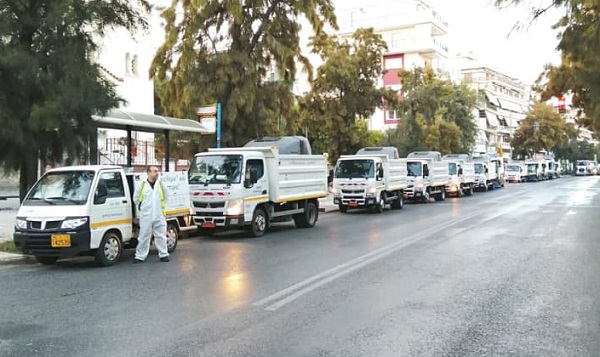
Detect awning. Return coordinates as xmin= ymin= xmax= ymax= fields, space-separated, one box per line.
xmin=497 ymin=98 xmax=524 ymax=113
xmin=485 ymin=92 xmax=500 ymax=107
xmin=92 ymin=109 xmax=210 ymax=134
xmin=486 ymin=111 xmax=500 ymax=127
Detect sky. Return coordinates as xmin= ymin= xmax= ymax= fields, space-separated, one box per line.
xmin=332 ymin=0 xmax=563 ymax=85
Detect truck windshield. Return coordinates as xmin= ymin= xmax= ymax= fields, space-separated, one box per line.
xmin=407 ymin=162 xmax=422 ymax=177
xmin=335 ymin=160 xmax=374 ymax=179
xmin=23 ymin=170 xmax=95 ymax=206
xmin=577 ymin=161 xmax=587 ymax=166
xmin=188 ymin=155 xmax=243 ymax=185
xmin=474 ymin=163 xmax=484 ymax=174
xmin=506 ymin=165 xmax=520 ymax=172
xmin=448 ymin=163 xmax=457 ymax=175
xmin=527 ymin=164 xmax=538 ymax=174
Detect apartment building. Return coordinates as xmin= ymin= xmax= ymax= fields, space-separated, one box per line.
xmin=93 ymin=1 xmax=170 ymax=165
xmin=452 ymin=52 xmax=531 ymax=158
xmin=334 ymin=0 xmax=450 ymax=131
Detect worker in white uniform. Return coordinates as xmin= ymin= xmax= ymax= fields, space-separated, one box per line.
xmin=133 ymin=165 xmax=170 ymax=263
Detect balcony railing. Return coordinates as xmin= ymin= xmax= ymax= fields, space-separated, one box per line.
xmin=340 ymin=8 xmax=448 ymax=34
xmin=387 ymin=36 xmax=448 ymax=55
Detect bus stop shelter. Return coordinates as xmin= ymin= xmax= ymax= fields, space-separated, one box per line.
xmin=92 ymin=109 xmax=210 ymax=171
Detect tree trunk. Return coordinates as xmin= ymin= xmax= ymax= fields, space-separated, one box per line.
xmin=19 ymin=157 xmax=38 ymax=203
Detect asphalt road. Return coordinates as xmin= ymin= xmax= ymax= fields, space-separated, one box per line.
xmin=1 ymin=176 xmax=600 ymax=357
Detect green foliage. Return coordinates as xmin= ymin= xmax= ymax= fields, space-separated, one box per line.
xmin=387 ymin=66 xmax=477 ymax=156
xmin=511 ymin=102 xmax=574 ymax=157
xmin=0 ymin=0 xmax=148 ymax=200
xmin=496 ymin=0 xmax=600 ymax=130
xmin=298 ymin=28 xmax=398 ymax=163
xmin=150 ymin=0 xmax=336 ymax=147
xmin=554 ymin=131 xmax=599 ymax=163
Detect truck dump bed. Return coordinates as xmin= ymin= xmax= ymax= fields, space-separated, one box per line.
xmin=271 ymin=154 xmax=329 ymax=203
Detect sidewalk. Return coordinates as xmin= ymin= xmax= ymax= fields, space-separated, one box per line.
xmin=0 ymin=198 xmax=18 ymax=243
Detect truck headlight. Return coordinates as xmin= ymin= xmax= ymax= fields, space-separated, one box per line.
xmin=226 ymin=199 xmax=244 ymax=216
xmin=369 ymin=187 xmax=378 ymax=194
xmin=15 ymin=218 xmax=27 ymax=230
xmin=61 ymin=217 xmax=88 ymax=229
xmin=414 ymin=183 xmax=423 ymax=191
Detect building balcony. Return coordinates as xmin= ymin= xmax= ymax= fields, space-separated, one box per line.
xmin=386 ymin=36 xmax=448 ymax=57
xmin=338 ymin=7 xmax=448 ymax=36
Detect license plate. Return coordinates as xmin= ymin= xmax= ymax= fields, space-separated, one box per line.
xmin=202 ymin=222 xmax=215 ymax=228
xmin=51 ymin=234 xmax=71 ymax=248
xmin=349 ymin=202 xmax=358 ymax=207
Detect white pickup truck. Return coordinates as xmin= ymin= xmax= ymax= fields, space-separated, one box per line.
xmin=188 ymin=146 xmax=328 ymax=237
xmin=332 ymin=147 xmax=408 ymax=213
xmin=442 ymin=154 xmax=475 ymax=197
xmin=13 ymin=166 xmax=193 ymax=266
xmin=404 ymin=151 xmax=450 ymax=202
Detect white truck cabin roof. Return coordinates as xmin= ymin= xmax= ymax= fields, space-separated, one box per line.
xmin=46 ymin=165 xmax=123 ymax=174
xmin=200 ymin=147 xmax=280 ymax=158
xmin=407 ymin=151 xmax=443 ymax=161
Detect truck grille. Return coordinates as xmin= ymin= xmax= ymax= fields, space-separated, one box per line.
xmin=29 ymin=220 xmax=62 ymax=231
xmin=193 ymin=201 xmax=226 ymax=208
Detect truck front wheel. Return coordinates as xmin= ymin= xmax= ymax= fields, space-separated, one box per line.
xmin=435 ymin=188 xmax=446 ymax=201
xmin=250 ymin=207 xmax=268 ymax=237
xmin=166 ymin=224 xmax=179 ymax=253
xmin=294 ymin=201 xmax=318 ymax=228
xmin=94 ymin=232 xmax=122 ymax=267
xmin=339 ymin=204 xmax=348 ymax=213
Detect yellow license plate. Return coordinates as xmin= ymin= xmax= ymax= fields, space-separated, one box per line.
xmin=51 ymin=234 xmax=71 ymax=248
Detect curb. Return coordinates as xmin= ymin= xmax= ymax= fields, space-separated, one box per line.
xmin=319 ymin=207 xmax=339 ymax=214
xmin=0 ymin=251 xmax=34 ymax=265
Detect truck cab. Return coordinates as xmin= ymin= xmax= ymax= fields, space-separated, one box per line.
xmin=405 ymin=151 xmax=449 ymax=202
xmin=524 ymin=162 xmax=542 ymax=182
xmin=442 ymin=154 xmax=476 ymax=197
xmin=505 ymin=163 xmax=525 ymax=182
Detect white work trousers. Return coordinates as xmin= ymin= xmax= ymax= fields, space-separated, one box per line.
xmin=135 ymin=218 xmax=169 ymax=260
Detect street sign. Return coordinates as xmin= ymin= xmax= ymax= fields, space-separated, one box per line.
xmin=196 ymin=103 xmax=222 ymax=148
xmin=196 ymin=105 xmax=217 ymax=134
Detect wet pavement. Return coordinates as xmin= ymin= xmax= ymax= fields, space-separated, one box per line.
xmin=1 ymin=176 xmax=600 ymax=357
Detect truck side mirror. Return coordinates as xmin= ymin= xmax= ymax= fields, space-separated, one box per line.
xmin=377 ymin=167 xmax=384 ymax=180
xmin=423 ymin=166 xmax=429 ymax=177
xmin=244 ymin=178 xmax=253 ymax=189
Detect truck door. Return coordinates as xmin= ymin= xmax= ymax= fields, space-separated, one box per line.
xmin=89 ymin=170 xmax=132 ymax=249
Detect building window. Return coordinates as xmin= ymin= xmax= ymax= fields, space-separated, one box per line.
xmin=384 ymin=57 xmax=403 ymax=69
xmin=131 ymin=55 xmax=139 ymax=76
xmin=125 ymin=53 xmax=131 ymax=74
xmin=388 ymin=109 xmax=399 ymax=120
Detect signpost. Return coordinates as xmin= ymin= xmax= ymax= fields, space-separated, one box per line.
xmin=196 ymin=103 xmax=222 ymax=148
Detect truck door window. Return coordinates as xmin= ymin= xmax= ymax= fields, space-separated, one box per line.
xmin=246 ymin=159 xmax=264 ymax=182
xmin=97 ymin=172 xmax=125 ymax=198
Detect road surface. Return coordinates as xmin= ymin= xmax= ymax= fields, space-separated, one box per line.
xmin=1 ymin=176 xmax=599 ymax=357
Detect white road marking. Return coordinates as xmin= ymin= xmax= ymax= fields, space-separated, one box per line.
xmin=255 ymin=208 xmax=514 ymax=311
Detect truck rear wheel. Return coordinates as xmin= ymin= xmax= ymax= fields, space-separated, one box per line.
xmin=435 ymin=188 xmax=446 ymax=201
xmin=391 ymin=192 xmax=404 ymax=210
xmin=94 ymin=232 xmax=122 ymax=267
xmin=465 ymin=184 xmax=474 ymax=196
xmin=166 ymin=224 xmax=179 ymax=253
xmin=35 ymin=256 xmax=58 ymax=265
xmin=250 ymin=207 xmax=268 ymax=237
xmin=294 ymin=201 xmax=318 ymax=228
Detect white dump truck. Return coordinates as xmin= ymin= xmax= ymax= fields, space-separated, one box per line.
xmin=442 ymin=154 xmax=476 ymax=197
xmin=13 ymin=166 xmax=193 ymax=266
xmin=332 ymin=147 xmax=408 ymax=213
xmin=188 ymin=145 xmax=328 ymax=237
xmin=473 ymin=155 xmax=499 ymax=191
xmin=523 ymin=161 xmax=542 ymax=182
xmin=506 ymin=161 xmax=526 ymax=182
xmin=490 ymin=157 xmax=506 ymax=187
xmin=404 ymin=151 xmax=450 ymax=202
